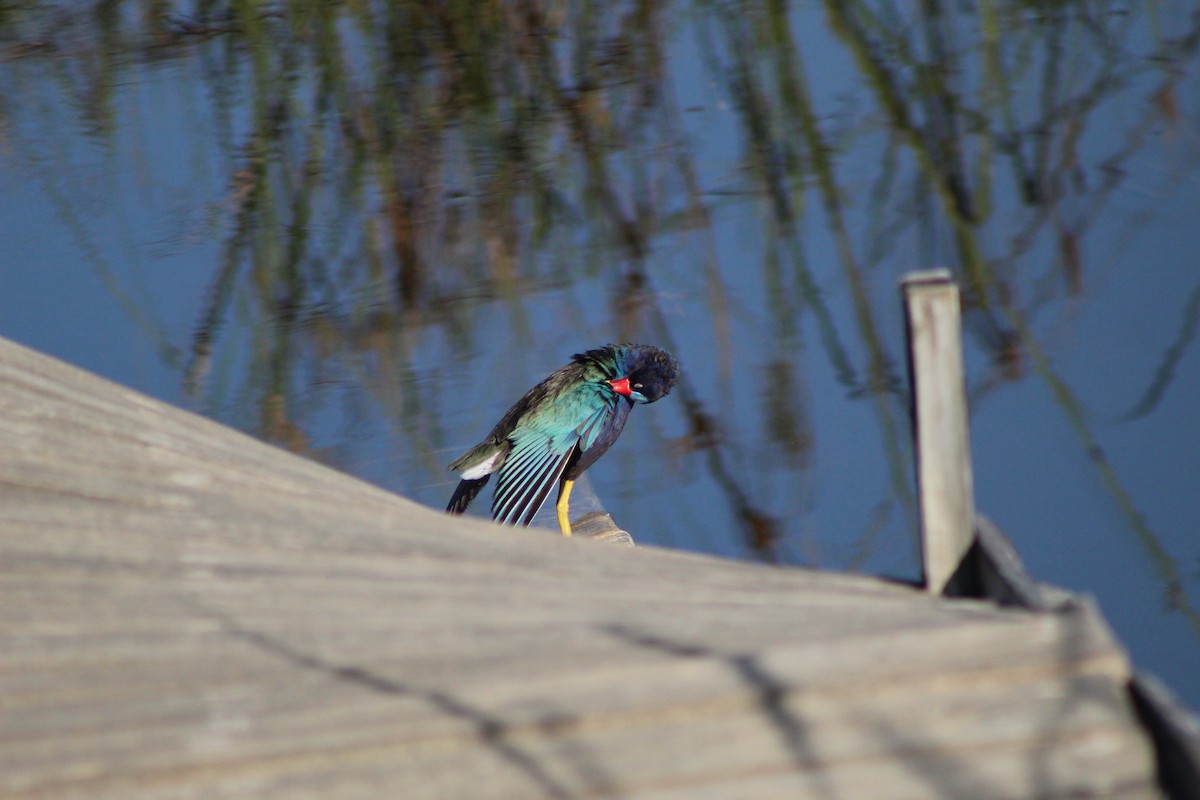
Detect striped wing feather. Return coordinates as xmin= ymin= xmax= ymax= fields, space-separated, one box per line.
xmin=491 ymin=403 xmax=612 ymax=526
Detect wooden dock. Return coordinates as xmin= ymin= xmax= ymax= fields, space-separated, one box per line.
xmin=0 ymin=310 xmax=1186 ymax=798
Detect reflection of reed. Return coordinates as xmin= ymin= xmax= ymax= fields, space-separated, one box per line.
xmin=6 ymin=2 xmax=1198 ymax=603
xmin=816 ymin=1 xmax=1200 ymax=614
xmin=1122 ymin=280 xmax=1200 ymax=423
xmin=709 ymin=2 xmax=917 ymax=557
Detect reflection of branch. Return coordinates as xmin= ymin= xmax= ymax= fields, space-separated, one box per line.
xmin=817 ymin=4 xmax=1200 ymax=594
xmin=164 ymin=10 xmax=287 ymax=45
xmin=1017 ymin=321 xmax=1200 ymax=636
xmin=720 ymin=6 xmax=916 ymax=553
xmin=619 ymin=271 xmax=783 ymax=562
xmin=656 ymin=95 xmax=735 ymax=383
xmin=750 ymin=8 xmax=860 ymax=390
xmin=1120 ymin=279 xmax=1200 ymax=421
xmin=37 ymin=158 xmax=184 ymax=371
xmin=184 ymin=145 xmax=265 ymax=396
xmin=688 ymin=398 xmax=781 ymax=562
xmin=825 ymin=2 xmax=985 ymax=297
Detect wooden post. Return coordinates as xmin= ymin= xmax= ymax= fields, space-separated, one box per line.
xmin=902 ymin=270 xmax=975 ymax=594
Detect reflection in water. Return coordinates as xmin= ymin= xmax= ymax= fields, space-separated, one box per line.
xmin=2 ymin=1 xmax=1199 ymax=697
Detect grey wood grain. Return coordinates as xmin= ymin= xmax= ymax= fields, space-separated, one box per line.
xmin=0 ymin=336 xmax=1159 ymax=798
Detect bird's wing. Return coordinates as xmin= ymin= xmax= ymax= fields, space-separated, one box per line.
xmin=491 ymin=427 xmax=577 ymax=526
xmin=575 ymin=398 xmax=614 ymax=451
xmin=491 ymin=399 xmax=614 ymax=526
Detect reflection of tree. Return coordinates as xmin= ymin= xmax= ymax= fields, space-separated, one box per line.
xmin=810 ymin=0 xmax=1200 ymax=627
xmin=1 ymin=1 xmax=1198 ymax=613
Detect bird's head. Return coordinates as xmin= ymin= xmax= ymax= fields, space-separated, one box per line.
xmin=607 ymin=345 xmax=680 ymax=404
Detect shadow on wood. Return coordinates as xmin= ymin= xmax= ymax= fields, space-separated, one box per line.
xmin=0 ymin=336 xmax=1162 ymax=798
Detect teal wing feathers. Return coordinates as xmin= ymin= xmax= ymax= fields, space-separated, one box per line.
xmin=491 ymin=430 xmax=574 ymax=526
xmin=491 ymin=390 xmax=615 ymax=526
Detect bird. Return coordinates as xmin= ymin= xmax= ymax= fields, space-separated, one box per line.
xmin=446 ymin=344 xmax=679 ymax=536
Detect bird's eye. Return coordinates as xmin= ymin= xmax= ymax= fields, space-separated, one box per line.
xmin=634 ymin=383 xmax=643 ymax=390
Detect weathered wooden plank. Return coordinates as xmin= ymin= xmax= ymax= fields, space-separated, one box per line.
xmin=0 ymin=335 xmax=1159 ymax=798
xmin=902 ymin=269 xmax=977 ymax=594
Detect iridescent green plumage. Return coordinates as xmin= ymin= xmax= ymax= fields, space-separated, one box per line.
xmin=446 ymin=344 xmax=679 ymax=533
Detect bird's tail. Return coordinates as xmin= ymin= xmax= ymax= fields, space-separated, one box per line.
xmin=446 ymin=476 xmax=489 ymax=515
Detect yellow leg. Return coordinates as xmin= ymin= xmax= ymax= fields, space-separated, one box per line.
xmin=556 ymin=479 xmax=575 ymax=537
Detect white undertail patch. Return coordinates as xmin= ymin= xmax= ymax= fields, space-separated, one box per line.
xmin=459 ymin=451 xmax=502 ymax=480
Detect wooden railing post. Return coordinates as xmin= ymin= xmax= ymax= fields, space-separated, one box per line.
xmin=902 ymin=270 xmax=976 ymax=594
